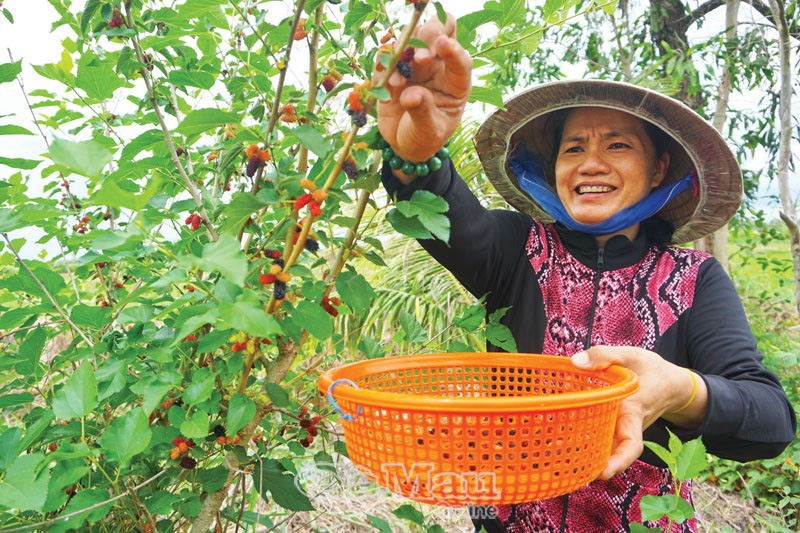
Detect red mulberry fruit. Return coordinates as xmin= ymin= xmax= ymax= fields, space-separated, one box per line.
xmin=401 ymin=48 xmax=415 ymax=63
xmin=179 ymin=456 xmax=197 ymax=469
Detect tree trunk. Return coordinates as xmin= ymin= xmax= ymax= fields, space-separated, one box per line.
xmin=698 ymin=0 xmax=739 ymax=272
xmin=767 ymin=0 xmax=800 ymax=317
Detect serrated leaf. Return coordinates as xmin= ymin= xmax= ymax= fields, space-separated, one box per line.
xmin=192 ymin=234 xmax=248 ymax=286
xmin=675 ymin=438 xmax=706 ymax=481
xmin=0 ymin=60 xmax=21 ymax=84
xmin=176 ymin=108 xmax=239 ymax=137
xmin=392 ymin=504 xmax=425 ymax=525
xmin=264 ymin=383 xmax=290 ymax=408
xmin=184 ymin=368 xmax=215 ymax=406
xmin=0 ymin=453 xmax=49 ymax=512
xmin=454 ymin=301 xmax=485 ymax=332
xmin=293 ymin=300 xmax=333 ymax=340
xmin=219 ymin=191 xmax=272 ymax=235
xmin=335 ymin=271 xmax=375 ymax=316
xmin=291 ymin=124 xmax=332 ymax=158
xmin=49 ymin=488 xmax=112 ymax=533
xmin=218 ymin=300 xmax=281 ymax=338
xmin=0 ymin=125 xmax=34 ymax=136
xmin=227 ymin=393 xmax=256 ymax=436
xmin=366 ymin=514 xmax=392 ymax=533
xmin=15 ymin=326 xmax=47 ymax=375
xmin=180 ymin=410 xmax=210 ymax=440
xmin=433 ymin=2 xmax=447 ymax=24
xmin=643 ymin=440 xmax=677 ymax=472
xmin=486 ymin=306 xmax=517 ymax=352
xmin=469 ymin=85 xmax=505 ymax=109
xmin=168 ymin=69 xmax=215 ymax=90
xmin=98 ymin=408 xmax=152 ymax=468
xmin=50 ymin=137 xmax=113 ymax=177
xmin=70 ymin=303 xmax=112 ymax=329
xmin=52 ymin=362 xmax=97 ymax=420
xmin=80 ymin=0 xmax=102 ymax=35
xmin=119 ymin=129 xmax=163 ymax=161
xmin=251 ymin=458 xmax=314 ymax=511
xmin=0 ymin=156 xmax=41 ymax=170
xmin=639 ymin=494 xmax=673 ymax=522
xmin=76 ymin=60 xmax=124 ymax=100
xmin=358 ymin=336 xmax=385 ymax=359
xmin=370 ymin=86 xmax=390 ymax=101
xmin=406 ymin=38 xmax=429 ymax=49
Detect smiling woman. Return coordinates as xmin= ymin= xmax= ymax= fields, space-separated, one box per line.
xmin=376 ymin=12 xmax=796 ymax=531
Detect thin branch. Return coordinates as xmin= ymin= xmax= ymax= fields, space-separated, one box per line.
xmin=0 ymin=468 xmax=169 ymax=532
xmin=2 ymin=234 xmax=94 ymax=348
xmin=122 ymin=5 xmax=219 ymax=242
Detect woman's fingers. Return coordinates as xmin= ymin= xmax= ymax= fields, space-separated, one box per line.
xmin=415 ymin=11 xmax=456 ymax=64
xmin=435 ymin=35 xmax=472 ymax=98
xmin=399 ymin=85 xmax=440 ymax=133
xmin=599 ymin=403 xmax=644 ymax=480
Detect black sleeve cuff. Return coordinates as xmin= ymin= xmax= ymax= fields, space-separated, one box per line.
xmin=380 ymin=158 xmax=453 ymax=201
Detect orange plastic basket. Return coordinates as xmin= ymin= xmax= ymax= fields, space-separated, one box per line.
xmin=317 ymin=352 xmax=638 ymax=506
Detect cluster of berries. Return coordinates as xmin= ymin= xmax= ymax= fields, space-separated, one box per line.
xmin=297 ymin=406 xmax=321 ymax=447
xmin=228 ymin=331 xmax=271 ymax=354
xmin=280 ymin=104 xmax=298 ymax=123
xmin=260 ymin=257 xmax=290 ymax=301
xmin=347 ymin=82 xmax=372 ymax=127
xmin=287 ymin=221 xmax=319 ymax=253
xmin=294 ymin=178 xmax=327 ymax=217
xmin=73 ymin=216 xmax=92 ymax=234
xmin=322 ymin=69 xmax=343 ymax=93
xmin=58 ymin=194 xmax=81 ymax=209
xmin=185 ymin=212 xmax=202 ymax=231
xmin=245 ymin=144 xmax=271 ymax=177
xmin=108 ymin=8 xmax=125 ymax=28
xmin=149 ymin=398 xmax=182 ymax=424
xmin=293 ymin=18 xmax=308 ymax=41
xmin=142 ymin=53 xmax=154 ymax=72
xmin=169 ymin=437 xmax=197 ymax=469
xmin=223 ymin=123 xmax=238 ymax=139
xmin=321 ymin=296 xmax=340 ymax=317
xmin=212 ymin=425 xmax=241 ymax=446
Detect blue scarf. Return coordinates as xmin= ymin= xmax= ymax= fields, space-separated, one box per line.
xmin=507 ymin=144 xmax=697 ymax=235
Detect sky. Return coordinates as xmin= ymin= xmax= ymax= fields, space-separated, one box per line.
xmin=0 ymin=0 xmax=797 ymax=261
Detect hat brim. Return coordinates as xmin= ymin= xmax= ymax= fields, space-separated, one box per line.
xmin=473 ymin=79 xmax=743 ymax=244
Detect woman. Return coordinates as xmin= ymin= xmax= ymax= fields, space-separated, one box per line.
xmin=374 ymin=12 xmax=797 ymax=533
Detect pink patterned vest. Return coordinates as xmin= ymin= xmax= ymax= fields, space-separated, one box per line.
xmin=493 ymin=221 xmax=711 ymax=533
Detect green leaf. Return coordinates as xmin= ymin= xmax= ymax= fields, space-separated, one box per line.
xmin=218 ymin=300 xmax=281 ymax=338
xmin=130 ymin=379 xmax=175 ymax=415
xmin=291 ymin=124 xmax=332 ymax=158
xmin=0 ymin=156 xmax=41 ymax=170
xmin=50 ymin=488 xmax=112 ymax=533
xmin=180 ymin=410 xmax=210 ymax=440
xmin=80 ymin=0 xmax=102 ymax=35
xmin=251 ymin=458 xmax=314 ymax=511
xmin=190 ymin=235 xmax=248 ymax=286
xmin=70 ymin=304 xmax=112 ymax=329
xmin=370 ymin=86 xmax=390 ymax=101
xmin=219 ymin=191 xmax=273 ymax=235
xmin=433 ymin=1 xmax=447 ymax=24
xmin=15 ymin=326 xmax=47 ymax=375
xmin=98 ymin=408 xmax=152 ymax=468
xmin=119 ymin=129 xmax=163 ymax=161
xmin=0 ymin=453 xmax=50 ymax=512
xmin=486 ymin=306 xmax=518 ymax=352
xmin=50 ymin=137 xmax=113 ymax=177
xmin=675 ymin=438 xmax=706 ymax=481
xmin=396 ymin=311 xmax=426 ymax=344
xmin=406 ymin=38 xmax=430 ymax=49
xmin=366 ymin=514 xmax=392 ymax=533
xmin=264 ymin=383 xmax=290 ymax=408
xmin=392 ymin=504 xmax=425 ymax=525
xmin=176 ymin=108 xmax=239 ymax=137
xmin=0 ymin=61 xmax=21 ymax=84
xmin=469 ymin=85 xmax=505 ymax=109
xmin=169 ymin=69 xmax=216 ymax=90
xmin=184 ymin=368 xmax=215 ymax=406
xmin=630 ymin=523 xmax=661 ymax=533
xmin=227 ymin=393 xmax=256 ymax=436
xmin=395 ymin=190 xmax=450 ymax=242
xmin=0 ymin=393 xmax=34 ymax=409
xmin=52 ymin=362 xmax=97 ymax=420
xmin=76 ymin=61 xmax=125 ymax=100
xmin=643 ymin=440 xmax=677 ymax=472
xmin=454 ymin=301 xmax=485 ymax=332
xmin=358 ymin=335 xmax=385 ymax=359
xmin=293 ymin=300 xmax=333 ymax=340
xmin=0 ymin=125 xmax=34 ymax=136
xmin=639 ymin=494 xmax=673 ymax=522
xmin=335 ymin=271 xmax=375 ymax=316
xmin=386 ymin=208 xmax=433 ymax=240
xmin=89 ymin=174 xmax=163 ymax=211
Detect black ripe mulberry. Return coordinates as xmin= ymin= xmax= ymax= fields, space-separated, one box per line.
xmin=274 ymin=281 xmax=287 ymax=300
xmin=246 ymin=156 xmax=260 ymax=178
xmin=272 ymin=257 xmax=285 ymax=268
xmin=342 ymin=160 xmax=359 ymax=180
xmin=180 ymin=456 xmax=197 ymax=469
xmin=396 ymin=60 xmax=413 ymax=79
xmin=305 ymin=238 xmax=319 ymax=252
xmin=212 ymin=424 xmax=225 ymax=437
xmin=348 ymin=109 xmax=367 ymax=127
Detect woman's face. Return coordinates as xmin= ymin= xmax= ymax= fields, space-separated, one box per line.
xmin=554 ymin=107 xmax=670 ymax=226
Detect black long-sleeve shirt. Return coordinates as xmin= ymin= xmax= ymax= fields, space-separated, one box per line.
xmin=381 ymin=157 xmax=796 ymax=468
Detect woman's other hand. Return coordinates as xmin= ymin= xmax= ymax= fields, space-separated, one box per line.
xmin=570 ymin=346 xmax=709 ymax=480
xmin=373 ymin=12 xmax=472 ymax=180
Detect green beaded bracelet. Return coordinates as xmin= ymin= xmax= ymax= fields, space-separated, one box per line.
xmin=379 ymin=137 xmax=451 ymax=177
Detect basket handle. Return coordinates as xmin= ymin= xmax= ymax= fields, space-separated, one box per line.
xmin=327 ymin=379 xmax=362 ymax=422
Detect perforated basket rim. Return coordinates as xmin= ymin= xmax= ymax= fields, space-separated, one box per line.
xmin=318 ymin=352 xmax=638 ymax=413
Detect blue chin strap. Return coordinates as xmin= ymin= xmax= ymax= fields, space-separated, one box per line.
xmin=507 ymin=144 xmax=697 ymax=236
